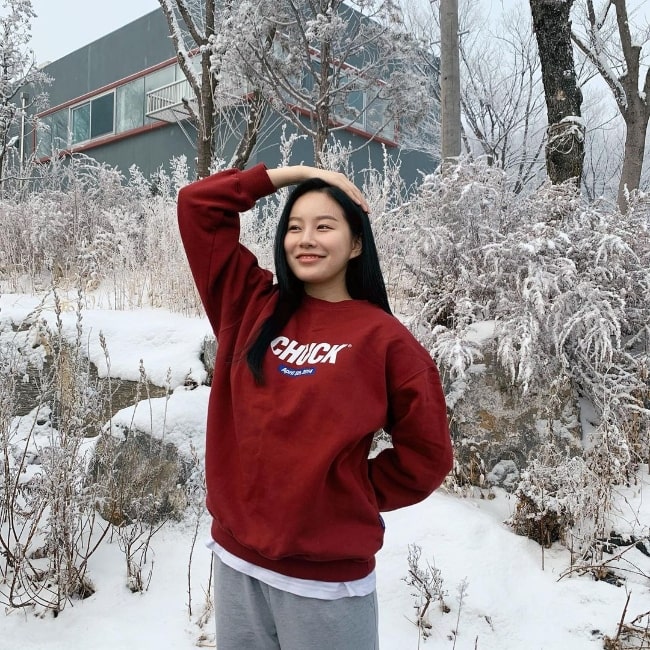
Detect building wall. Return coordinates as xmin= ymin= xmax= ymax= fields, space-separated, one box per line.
xmin=72 ymin=122 xmax=196 ymax=180
xmin=44 ymin=11 xmax=175 ymax=106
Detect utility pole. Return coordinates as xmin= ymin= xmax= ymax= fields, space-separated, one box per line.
xmin=439 ymin=0 xmax=461 ymax=169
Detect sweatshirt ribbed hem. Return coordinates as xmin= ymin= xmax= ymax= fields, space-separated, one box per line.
xmin=211 ymin=520 xmax=376 ymax=582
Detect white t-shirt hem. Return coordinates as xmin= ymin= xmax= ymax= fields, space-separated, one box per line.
xmin=207 ymin=539 xmax=376 ymax=600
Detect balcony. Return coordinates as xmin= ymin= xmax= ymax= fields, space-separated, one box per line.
xmin=146 ymin=74 xmax=249 ymax=123
xmin=146 ymin=78 xmax=196 ymax=123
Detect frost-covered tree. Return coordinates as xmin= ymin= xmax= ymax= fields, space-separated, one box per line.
xmin=404 ymin=1 xmax=546 ymax=191
xmin=157 ymin=0 xmax=269 ymax=177
xmin=390 ymin=1 xmax=441 ymax=161
xmin=529 ymin=0 xmax=585 ymax=186
xmin=227 ymin=0 xmax=434 ymax=166
xmin=0 ymin=0 xmax=50 ymax=188
xmin=579 ymin=86 xmax=625 ymax=200
xmin=157 ymin=0 xmax=216 ymax=178
xmin=572 ymin=0 xmax=650 ymax=212
xmin=407 ymin=160 xmax=648 ymax=417
xmin=460 ymin=4 xmax=547 ymax=191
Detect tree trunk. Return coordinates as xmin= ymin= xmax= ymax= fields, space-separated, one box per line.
xmin=230 ymin=90 xmax=267 ymax=170
xmin=619 ymin=106 xmax=650 ymax=212
xmin=611 ymin=0 xmax=650 ymax=212
xmin=529 ymin=0 xmax=584 ymax=186
xmin=195 ymin=51 xmax=216 ymax=178
xmin=440 ymin=0 xmax=461 ymax=166
xmin=0 ymin=132 xmax=6 ymax=190
xmin=314 ymin=40 xmax=332 ymax=167
xmin=571 ymin=0 xmax=650 ymax=212
xmin=196 ymin=1 xmax=216 ymax=179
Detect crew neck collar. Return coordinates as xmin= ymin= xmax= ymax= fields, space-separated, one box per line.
xmin=301 ymin=294 xmax=363 ymax=310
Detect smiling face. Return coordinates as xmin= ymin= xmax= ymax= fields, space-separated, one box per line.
xmin=283 ymin=190 xmax=362 ymax=302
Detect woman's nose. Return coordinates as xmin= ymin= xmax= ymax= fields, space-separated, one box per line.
xmin=299 ymin=228 xmax=316 ymax=246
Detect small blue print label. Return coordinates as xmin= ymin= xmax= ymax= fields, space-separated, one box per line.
xmin=278 ymin=365 xmax=316 ymax=377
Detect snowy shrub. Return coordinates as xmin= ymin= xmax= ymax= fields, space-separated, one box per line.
xmin=0 ymin=155 xmax=201 ymax=315
xmin=240 ymin=190 xmax=278 ymax=275
xmin=508 ymin=444 xmax=590 ymax=547
xmin=448 ymin=436 xmax=489 ymax=493
xmin=0 ymin=296 xmax=191 ymax=611
xmin=362 ymin=147 xmax=414 ymax=311
xmin=0 ymin=297 xmax=114 ymax=613
xmin=404 ymin=543 xmax=449 ymax=639
xmin=390 ymin=157 xmax=650 ymax=545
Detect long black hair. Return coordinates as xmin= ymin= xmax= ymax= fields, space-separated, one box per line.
xmin=246 ymin=177 xmax=392 ymax=383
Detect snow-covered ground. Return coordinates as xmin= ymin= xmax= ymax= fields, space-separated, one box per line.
xmin=2 ymin=293 xmax=650 ymax=650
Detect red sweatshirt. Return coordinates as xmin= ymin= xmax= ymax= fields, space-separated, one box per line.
xmin=177 ymin=164 xmax=453 ymax=582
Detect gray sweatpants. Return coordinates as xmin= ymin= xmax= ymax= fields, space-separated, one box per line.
xmin=214 ymin=556 xmax=380 ymax=650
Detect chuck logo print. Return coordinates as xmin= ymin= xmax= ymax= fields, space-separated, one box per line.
xmin=270 ymin=336 xmax=352 ymax=377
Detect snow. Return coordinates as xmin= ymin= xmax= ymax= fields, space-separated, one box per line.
xmin=464 ymin=320 xmax=496 ymax=345
xmin=2 ymin=292 xmax=650 ymax=650
xmin=0 ymin=293 xmax=212 ymax=388
xmin=109 ymin=385 xmax=211 ymax=460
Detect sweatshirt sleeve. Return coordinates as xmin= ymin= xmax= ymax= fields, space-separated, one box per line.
xmin=177 ymin=164 xmax=277 ymax=335
xmin=368 ymin=358 xmax=453 ymax=512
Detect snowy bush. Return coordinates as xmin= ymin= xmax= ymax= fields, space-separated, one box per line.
xmin=404 ymin=543 xmax=449 ymax=639
xmin=0 ymin=155 xmax=201 ymax=315
xmin=508 ymin=443 xmax=591 ymax=547
xmin=390 ymin=157 xmax=650 ymax=546
xmin=0 ymin=295 xmax=195 ymax=612
xmin=0 ymin=298 xmax=113 ymax=613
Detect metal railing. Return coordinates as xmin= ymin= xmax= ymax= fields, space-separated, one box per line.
xmin=146 ymin=75 xmax=249 ymax=123
xmin=146 ymin=79 xmax=195 ymax=122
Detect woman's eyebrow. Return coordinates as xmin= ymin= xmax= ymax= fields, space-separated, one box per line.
xmin=288 ymin=214 xmax=340 ymax=222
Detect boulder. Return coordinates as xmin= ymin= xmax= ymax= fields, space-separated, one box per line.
xmin=448 ymin=343 xmax=582 ymax=491
xmin=89 ymin=426 xmax=191 ymax=526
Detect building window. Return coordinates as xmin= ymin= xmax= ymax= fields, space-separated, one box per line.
xmin=116 ymin=77 xmax=145 ymax=132
xmin=70 ymin=93 xmax=115 ymax=145
xmin=90 ymin=93 xmax=115 ymax=138
xmin=71 ymin=103 xmax=90 ymax=143
xmin=366 ymin=95 xmax=394 ymax=141
xmin=36 ymin=59 xmax=203 ymax=157
xmin=336 ymin=77 xmax=366 ymax=128
xmin=36 ymin=110 xmax=68 ymax=157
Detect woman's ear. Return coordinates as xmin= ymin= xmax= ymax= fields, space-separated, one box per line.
xmin=350 ymin=235 xmax=362 ymax=259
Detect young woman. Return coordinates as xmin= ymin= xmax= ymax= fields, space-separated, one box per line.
xmin=177 ymin=163 xmax=453 ymax=650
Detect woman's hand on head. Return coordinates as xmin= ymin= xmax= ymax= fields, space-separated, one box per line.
xmin=267 ymin=165 xmax=369 ymax=213
xmin=309 ymin=168 xmax=369 ymax=213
